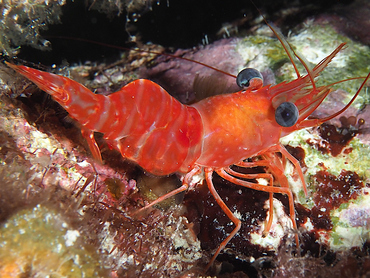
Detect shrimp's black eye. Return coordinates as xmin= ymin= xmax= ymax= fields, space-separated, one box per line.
xmin=275 ymin=102 xmax=299 ymax=127
xmin=236 ymin=68 xmax=263 ymax=90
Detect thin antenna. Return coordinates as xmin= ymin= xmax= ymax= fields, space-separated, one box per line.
xmin=46 ymin=36 xmax=237 ymax=79
xmin=249 ymin=0 xmax=317 ymax=91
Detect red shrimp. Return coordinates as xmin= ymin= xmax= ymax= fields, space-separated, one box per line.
xmin=6 ymin=31 xmax=370 ymax=272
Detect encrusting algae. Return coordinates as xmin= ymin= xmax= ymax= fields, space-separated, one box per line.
xmin=0 ymin=205 xmax=109 ymax=278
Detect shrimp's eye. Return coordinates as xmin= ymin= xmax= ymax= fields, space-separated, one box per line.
xmin=275 ymin=102 xmax=298 ymax=127
xmin=236 ymin=68 xmax=263 ymax=90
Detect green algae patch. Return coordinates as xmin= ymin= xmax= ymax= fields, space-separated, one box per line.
xmin=0 ymin=204 xmax=109 ymax=278
xmin=281 ymin=129 xmax=370 ymax=180
xmin=281 ymin=128 xmax=370 ymax=251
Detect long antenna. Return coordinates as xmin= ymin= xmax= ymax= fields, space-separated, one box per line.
xmin=248 ymin=0 xmax=318 ymax=91
xmin=46 ymin=36 xmax=237 ymax=79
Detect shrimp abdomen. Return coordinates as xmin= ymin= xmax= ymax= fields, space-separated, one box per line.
xmin=106 ymin=80 xmax=203 ymax=175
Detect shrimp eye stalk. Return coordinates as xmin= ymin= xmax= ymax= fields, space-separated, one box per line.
xmin=236 ymin=68 xmax=263 ymax=90
xmin=275 ymin=102 xmax=299 ymax=127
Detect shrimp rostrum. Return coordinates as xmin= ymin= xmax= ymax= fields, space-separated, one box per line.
xmin=6 ymin=30 xmax=370 ymax=271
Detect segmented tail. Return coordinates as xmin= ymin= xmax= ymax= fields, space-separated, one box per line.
xmin=7 ymin=63 xmax=204 ymax=175
xmin=6 ymin=63 xmax=104 ymax=128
